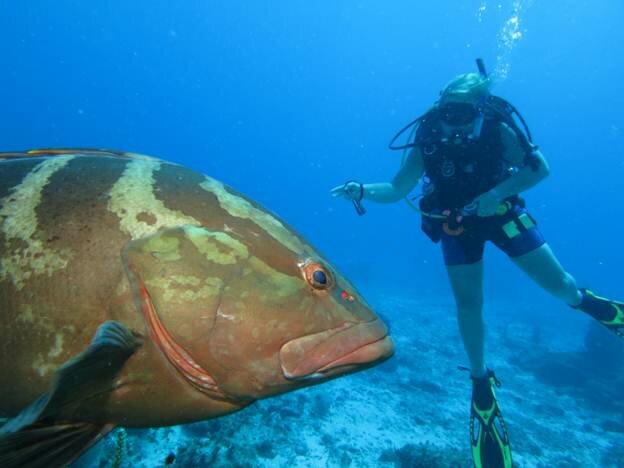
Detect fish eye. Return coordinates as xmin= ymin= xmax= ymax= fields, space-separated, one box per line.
xmin=313 ymin=270 xmax=327 ymax=285
xmin=301 ymin=261 xmax=334 ymax=291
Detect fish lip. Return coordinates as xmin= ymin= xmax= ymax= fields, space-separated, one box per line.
xmin=279 ymin=318 xmax=394 ymax=381
xmin=315 ymin=335 xmax=394 ymax=374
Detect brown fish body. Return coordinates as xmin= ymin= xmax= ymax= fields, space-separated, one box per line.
xmin=0 ymin=153 xmax=240 ymax=425
xmin=0 ymin=150 xmax=393 ymax=435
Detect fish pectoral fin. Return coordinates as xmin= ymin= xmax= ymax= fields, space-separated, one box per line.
xmin=38 ymin=320 xmax=143 ymax=420
xmin=0 ymin=421 xmax=114 ymax=468
xmin=0 ymin=321 xmax=142 ymax=468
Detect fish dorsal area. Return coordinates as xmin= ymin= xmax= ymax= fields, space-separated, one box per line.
xmin=123 ymin=225 xmax=248 ymax=401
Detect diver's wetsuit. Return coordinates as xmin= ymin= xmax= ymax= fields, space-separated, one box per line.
xmin=416 ymin=110 xmax=545 ymax=266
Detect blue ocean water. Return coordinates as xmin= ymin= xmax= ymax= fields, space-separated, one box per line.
xmin=2 ymin=1 xmax=624 ymax=466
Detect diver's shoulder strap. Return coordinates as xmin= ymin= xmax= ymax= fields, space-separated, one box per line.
xmin=485 ymin=95 xmax=541 ymax=169
xmin=485 ymin=95 xmax=534 ymax=144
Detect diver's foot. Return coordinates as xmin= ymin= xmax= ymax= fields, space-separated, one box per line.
xmin=574 ymin=289 xmax=624 ymax=339
xmin=469 ymin=370 xmax=513 ymax=468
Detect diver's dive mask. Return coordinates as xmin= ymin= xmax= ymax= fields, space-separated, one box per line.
xmin=438 ymin=102 xmax=479 ymax=127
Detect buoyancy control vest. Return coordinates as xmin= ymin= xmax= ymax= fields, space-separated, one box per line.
xmin=389 ymin=94 xmax=539 ymax=213
xmin=417 ymin=111 xmax=509 ymax=212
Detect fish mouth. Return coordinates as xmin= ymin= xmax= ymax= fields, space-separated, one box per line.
xmin=279 ymin=318 xmax=394 ymax=381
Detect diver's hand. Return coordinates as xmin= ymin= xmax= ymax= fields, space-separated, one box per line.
xmin=330 ymin=181 xmax=364 ymax=201
xmin=475 ymin=190 xmax=501 ymax=217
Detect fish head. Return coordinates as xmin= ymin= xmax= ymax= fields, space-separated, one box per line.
xmin=124 ymin=222 xmax=393 ymax=404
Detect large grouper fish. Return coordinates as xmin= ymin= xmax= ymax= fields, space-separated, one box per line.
xmin=0 ymin=149 xmax=394 ymax=467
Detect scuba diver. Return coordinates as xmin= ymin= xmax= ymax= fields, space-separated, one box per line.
xmin=331 ymin=59 xmax=624 ymax=468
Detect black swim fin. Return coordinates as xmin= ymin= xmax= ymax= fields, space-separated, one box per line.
xmin=574 ymin=289 xmax=624 ymax=338
xmin=469 ymin=370 xmax=512 ymax=468
xmin=0 ymin=321 xmax=142 ymax=468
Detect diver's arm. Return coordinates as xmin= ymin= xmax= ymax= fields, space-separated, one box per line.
xmin=488 ymin=149 xmax=549 ymax=200
xmin=331 ymin=147 xmax=424 ymax=204
xmin=362 ymin=147 xmax=424 ymax=203
xmin=362 ymin=147 xmax=423 ymax=203
xmin=493 ymin=123 xmax=550 ymax=198
xmin=475 ymin=123 xmax=549 ymax=216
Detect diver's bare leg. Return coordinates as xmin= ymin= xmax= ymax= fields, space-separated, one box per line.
xmin=446 ymin=261 xmax=486 ymax=377
xmin=511 ymin=244 xmax=582 ymax=306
